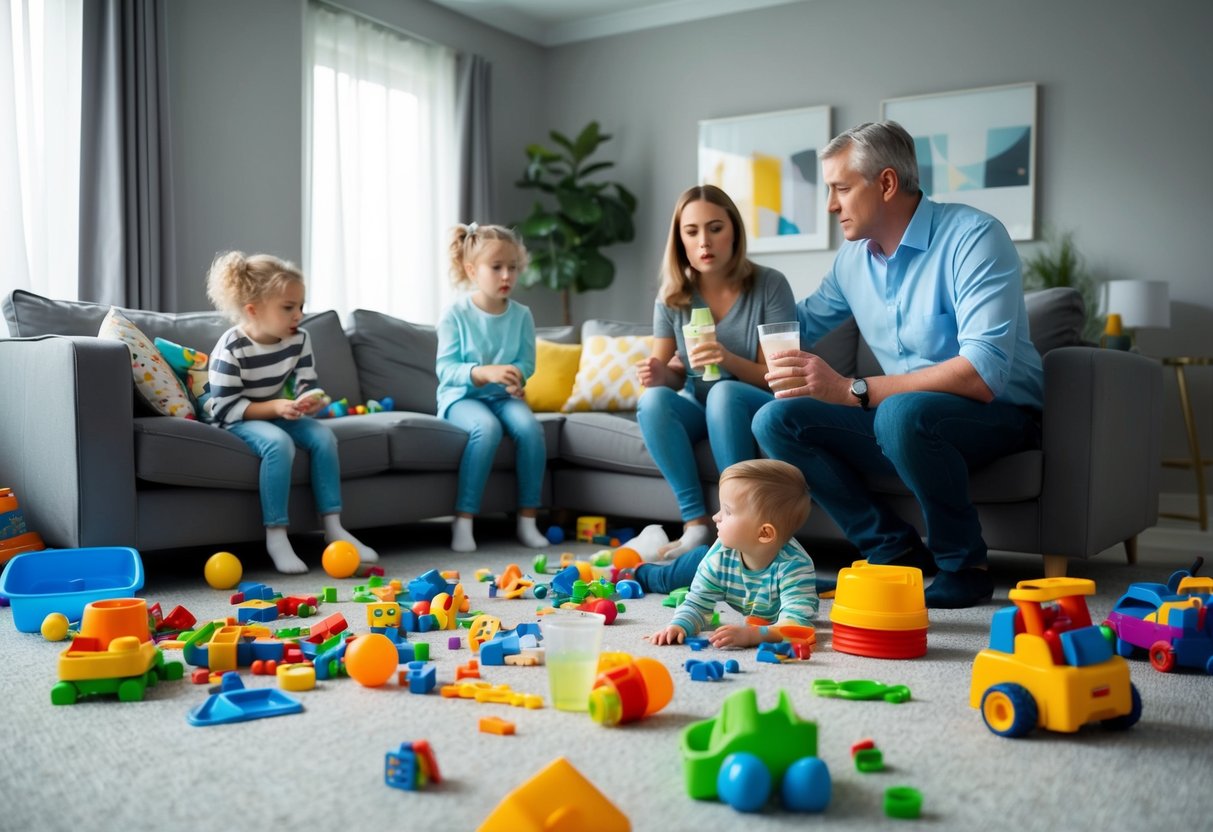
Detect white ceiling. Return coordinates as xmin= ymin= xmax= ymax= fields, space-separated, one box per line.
xmin=427 ymin=0 xmax=809 ymax=47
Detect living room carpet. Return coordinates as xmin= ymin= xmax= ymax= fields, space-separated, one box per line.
xmin=1 ymin=519 xmax=1209 ymax=832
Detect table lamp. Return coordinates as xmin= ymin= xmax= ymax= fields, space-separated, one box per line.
xmin=1102 ymin=280 xmax=1170 ymax=349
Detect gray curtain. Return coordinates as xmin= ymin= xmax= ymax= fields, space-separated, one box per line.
xmin=78 ymin=0 xmax=177 ymax=311
xmin=455 ymin=53 xmax=492 ymax=225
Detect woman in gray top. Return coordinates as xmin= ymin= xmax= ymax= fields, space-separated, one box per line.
xmin=635 ymin=185 xmax=797 ymax=559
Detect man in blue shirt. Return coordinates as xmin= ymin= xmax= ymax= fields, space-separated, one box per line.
xmin=753 ymin=121 xmax=1043 ymax=609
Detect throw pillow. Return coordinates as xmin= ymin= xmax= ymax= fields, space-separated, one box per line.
xmin=99 ymin=308 xmax=195 ymax=418
xmin=562 ymin=334 xmax=652 ymax=413
xmin=525 ymin=339 xmax=583 ymax=412
xmin=154 ymin=337 xmax=209 ymax=398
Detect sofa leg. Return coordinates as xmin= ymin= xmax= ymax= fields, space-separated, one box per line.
xmin=1123 ymin=536 xmax=1138 ymax=565
xmin=1042 ymin=555 xmax=1067 ymax=578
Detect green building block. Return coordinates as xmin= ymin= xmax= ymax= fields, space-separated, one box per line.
xmin=663 ymin=587 xmax=690 ymax=608
xmin=412 ymin=642 xmax=430 ymax=662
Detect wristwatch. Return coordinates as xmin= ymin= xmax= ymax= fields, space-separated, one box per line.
xmin=849 ymin=378 xmax=870 ymax=411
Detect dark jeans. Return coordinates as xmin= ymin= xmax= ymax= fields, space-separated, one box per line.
xmin=753 ymin=391 xmax=1040 ymax=572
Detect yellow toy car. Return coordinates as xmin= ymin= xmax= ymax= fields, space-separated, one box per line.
xmin=970 ymin=577 xmax=1141 ymax=737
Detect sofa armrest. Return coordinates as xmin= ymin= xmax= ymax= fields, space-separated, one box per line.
xmin=0 ymin=336 xmax=137 ymax=548
xmin=1040 ymin=346 xmax=1162 ymax=557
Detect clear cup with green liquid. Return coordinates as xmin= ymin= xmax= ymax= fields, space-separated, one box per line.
xmin=540 ymin=610 xmax=606 ymax=711
xmin=682 ymin=306 xmax=721 ymax=381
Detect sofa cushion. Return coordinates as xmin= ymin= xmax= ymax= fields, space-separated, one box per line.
xmin=582 ymin=319 xmax=652 ymax=339
xmin=348 ymin=309 xmax=439 ymax=415
xmin=300 ymin=310 xmax=362 ymax=406
xmin=99 ymin=308 xmax=196 ymax=418
xmin=526 ymin=339 xmax=582 ymax=412
xmin=867 ymin=449 xmax=1043 ymax=502
xmin=133 ymin=416 xmax=389 ymax=488
xmin=563 ymin=334 xmax=653 ymax=413
xmin=559 ymin=412 xmax=716 ymax=479
xmin=1025 ymin=287 xmax=1085 ymax=355
xmin=4 ymin=289 xmax=231 ymax=347
xmin=373 ymin=410 xmax=562 ymax=471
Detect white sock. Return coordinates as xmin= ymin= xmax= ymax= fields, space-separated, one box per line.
xmin=322 ymin=513 xmax=378 ymax=562
xmin=451 ymin=516 xmax=476 ymax=553
xmin=657 ymin=523 xmax=713 ymax=561
xmin=517 ymin=515 xmax=549 ymax=549
xmin=266 ymin=526 xmax=308 ymax=574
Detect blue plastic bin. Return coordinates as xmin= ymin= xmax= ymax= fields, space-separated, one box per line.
xmin=0 ymin=547 xmax=144 ymax=632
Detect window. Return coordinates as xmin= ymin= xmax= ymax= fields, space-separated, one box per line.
xmin=0 ymin=0 xmax=83 ymax=310
xmin=306 ymin=2 xmax=457 ymax=326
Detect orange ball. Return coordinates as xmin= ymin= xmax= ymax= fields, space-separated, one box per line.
xmin=343 ymin=634 xmax=399 ymax=687
xmin=322 ymin=540 xmax=360 ymax=578
xmin=612 ymin=546 xmax=643 ymax=569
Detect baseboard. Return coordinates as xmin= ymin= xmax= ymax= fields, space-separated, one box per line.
xmin=1140 ymin=490 xmax=1213 ymax=556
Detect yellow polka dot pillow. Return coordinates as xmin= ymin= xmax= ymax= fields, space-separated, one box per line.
xmin=525 ymin=338 xmax=583 ymax=412
xmin=562 ymin=334 xmax=653 ymax=412
xmin=98 ymin=307 xmax=196 ymax=418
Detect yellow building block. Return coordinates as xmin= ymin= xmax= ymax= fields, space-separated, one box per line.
xmin=477 ymin=757 xmax=630 ymax=832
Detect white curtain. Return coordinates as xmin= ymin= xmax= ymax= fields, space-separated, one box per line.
xmin=0 ymin=0 xmax=82 ymax=316
xmin=305 ymin=3 xmax=457 ymax=326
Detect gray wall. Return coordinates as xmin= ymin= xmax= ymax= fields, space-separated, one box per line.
xmin=161 ymin=0 xmax=1210 ymax=497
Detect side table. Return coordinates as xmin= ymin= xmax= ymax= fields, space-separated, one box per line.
xmin=1160 ymin=357 xmax=1212 ymax=531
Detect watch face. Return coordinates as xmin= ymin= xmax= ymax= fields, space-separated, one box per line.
xmin=851 ymin=379 xmax=868 ymax=396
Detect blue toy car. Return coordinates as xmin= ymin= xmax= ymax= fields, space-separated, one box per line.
xmin=1103 ymin=558 xmax=1213 ymax=674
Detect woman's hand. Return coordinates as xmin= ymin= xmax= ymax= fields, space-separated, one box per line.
xmin=688 ymin=339 xmax=729 ymax=371
xmin=635 ymin=355 xmax=672 ymax=388
xmin=472 ymin=364 xmax=523 ymax=389
xmin=647 ymin=625 xmax=687 ymax=646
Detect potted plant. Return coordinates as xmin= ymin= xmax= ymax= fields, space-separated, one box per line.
xmin=1022 ymin=228 xmax=1103 ymax=341
xmin=514 ymin=121 xmax=637 ymax=324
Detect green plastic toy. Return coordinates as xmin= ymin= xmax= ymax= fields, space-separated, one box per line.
xmin=811 ymin=678 xmax=912 ymax=704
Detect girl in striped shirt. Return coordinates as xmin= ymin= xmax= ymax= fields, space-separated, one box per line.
xmin=205 ymin=251 xmax=376 ymax=573
xmin=647 ymin=459 xmax=818 ymax=647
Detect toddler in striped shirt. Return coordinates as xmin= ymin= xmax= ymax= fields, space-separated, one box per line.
xmin=646 ymin=459 xmax=818 ymax=648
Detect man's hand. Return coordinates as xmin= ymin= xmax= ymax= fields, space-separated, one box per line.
xmin=472 ymin=364 xmax=523 ymax=388
xmin=647 ymin=625 xmax=687 ymax=646
xmin=765 ymin=350 xmax=852 ymax=402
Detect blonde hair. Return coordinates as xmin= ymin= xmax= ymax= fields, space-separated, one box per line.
xmin=659 ymin=185 xmax=755 ymax=309
xmin=206 ymin=251 xmax=304 ymax=323
xmin=448 ymin=223 xmax=529 ymax=289
xmin=719 ymin=459 xmax=811 ymax=542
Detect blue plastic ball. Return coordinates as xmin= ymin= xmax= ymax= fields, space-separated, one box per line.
xmin=545 ymin=526 xmax=565 ymax=544
xmin=781 ymin=756 xmax=831 ymax=812
xmin=717 ymin=752 xmax=771 ymax=813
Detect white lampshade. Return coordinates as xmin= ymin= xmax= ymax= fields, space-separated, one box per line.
xmin=1103 ymin=280 xmax=1171 ymax=329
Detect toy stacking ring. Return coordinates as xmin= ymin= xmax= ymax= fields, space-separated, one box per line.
xmin=884 ymin=786 xmax=923 ymax=819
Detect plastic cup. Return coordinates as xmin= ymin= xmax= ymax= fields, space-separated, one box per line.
xmin=682 ymin=323 xmax=721 ymax=381
xmin=758 ymin=321 xmax=805 ymax=390
xmin=540 ymin=610 xmax=606 ymax=711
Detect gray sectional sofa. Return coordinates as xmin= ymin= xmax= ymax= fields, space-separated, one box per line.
xmin=1 ymin=287 xmax=1162 ymax=574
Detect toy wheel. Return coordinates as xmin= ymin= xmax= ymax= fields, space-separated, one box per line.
xmin=50 ymin=682 xmax=78 ymax=706
xmin=1103 ymin=683 xmax=1142 ymax=731
xmin=1148 ymin=640 xmax=1176 ymax=672
xmin=162 ymin=661 xmax=184 ymax=681
xmin=118 ymin=678 xmax=146 ymax=702
xmin=980 ymin=683 xmax=1037 ymax=738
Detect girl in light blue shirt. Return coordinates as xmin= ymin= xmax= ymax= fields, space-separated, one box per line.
xmin=436 ymin=224 xmax=549 ymax=553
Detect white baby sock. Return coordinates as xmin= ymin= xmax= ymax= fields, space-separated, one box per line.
xmin=323 ymin=513 xmax=378 ymax=562
xmin=451 ymin=516 xmax=477 ymax=553
xmin=657 ymin=523 xmax=712 ymax=561
xmin=517 ymin=515 xmax=549 ymax=549
xmin=266 ymin=526 xmax=308 ymax=574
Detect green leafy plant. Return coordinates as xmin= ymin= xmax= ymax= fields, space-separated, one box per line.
xmin=1022 ymin=228 xmax=1103 ymax=341
xmin=514 ymin=121 xmax=637 ymax=324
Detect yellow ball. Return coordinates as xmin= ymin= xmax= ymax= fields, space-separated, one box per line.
xmin=322 ymin=540 xmax=360 ymax=579
xmin=205 ymin=551 xmax=243 ymax=590
xmin=41 ymin=612 xmax=70 ymax=642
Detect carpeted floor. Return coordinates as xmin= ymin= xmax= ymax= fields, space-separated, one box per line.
xmin=1 ymin=518 xmax=1211 ymax=832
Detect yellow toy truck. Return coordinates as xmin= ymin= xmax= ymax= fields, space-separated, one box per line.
xmin=970 ymin=577 xmax=1141 ymax=737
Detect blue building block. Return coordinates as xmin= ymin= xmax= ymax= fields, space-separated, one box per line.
xmin=686 ymin=659 xmax=724 ymax=681
xmin=236 ymin=603 xmax=279 ymax=624
xmin=402 ymin=661 xmax=436 ymax=694
xmin=515 ymin=623 xmax=541 ymax=640
xmin=616 ymin=580 xmax=644 ymax=599
xmin=685 ymin=636 xmax=709 ymax=651
xmin=551 ymin=565 xmax=581 ymax=597
xmin=407 ymin=570 xmax=450 ymax=604
xmin=1060 ymin=626 xmax=1114 ymax=667
xmin=988 ymin=606 xmax=1019 ymax=654
xmin=314 ymin=640 xmax=349 ymax=680
xmin=235 ymin=581 xmax=276 ymax=601
xmin=724 ymin=659 xmax=741 ymax=673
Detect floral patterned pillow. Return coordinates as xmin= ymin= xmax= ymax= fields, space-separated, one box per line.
xmin=98 ymin=308 xmax=195 ymax=418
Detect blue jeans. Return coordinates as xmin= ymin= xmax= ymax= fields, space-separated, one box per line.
xmin=636 ymin=545 xmax=709 ymax=594
xmin=446 ymin=396 xmax=545 ymax=515
xmin=228 ymin=417 xmax=342 ymax=527
xmin=753 ymin=392 xmax=1040 ymax=571
xmin=636 ymin=381 xmax=773 ymax=521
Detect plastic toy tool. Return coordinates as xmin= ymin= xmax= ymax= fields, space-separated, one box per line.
xmin=188 ymin=673 xmax=303 ymax=726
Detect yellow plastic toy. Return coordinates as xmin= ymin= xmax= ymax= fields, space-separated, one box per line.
xmin=322 ymin=540 xmax=360 ymax=579
xmin=970 ymin=577 xmax=1141 ymax=737
xmin=830 ymin=561 xmax=928 ymax=659
xmin=204 ymin=551 xmax=243 ymax=590
xmin=41 ymin=612 xmax=71 ymax=642
xmin=477 ymin=757 xmax=630 ymax=832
